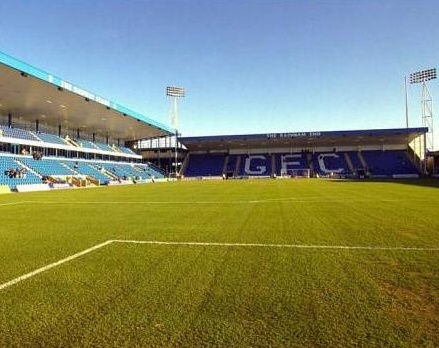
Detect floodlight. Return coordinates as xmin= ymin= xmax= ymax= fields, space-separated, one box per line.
xmin=166 ymin=86 xmax=185 ymax=98
xmin=409 ymin=68 xmax=437 ymax=84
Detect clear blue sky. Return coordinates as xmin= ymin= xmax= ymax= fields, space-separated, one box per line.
xmin=0 ymin=0 xmax=438 ymax=146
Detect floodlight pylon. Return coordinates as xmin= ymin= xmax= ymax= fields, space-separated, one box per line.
xmin=409 ymin=69 xmax=436 ymax=151
xmin=166 ymin=86 xmax=185 ymax=176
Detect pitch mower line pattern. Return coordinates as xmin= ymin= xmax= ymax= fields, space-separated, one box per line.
xmin=1 ymin=239 xmax=439 ymax=292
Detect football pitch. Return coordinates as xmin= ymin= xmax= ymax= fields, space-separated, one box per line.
xmin=0 ymin=179 xmax=438 ymax=347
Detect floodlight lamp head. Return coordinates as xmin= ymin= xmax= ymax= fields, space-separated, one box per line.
xmin=409 ymin=68 xmax=437 ymax=84
xmin=166 ymin=86 xmax=185 ymax=98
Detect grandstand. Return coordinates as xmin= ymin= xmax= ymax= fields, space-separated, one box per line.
xmin=174 ymin=128 xmax=428 ymax=179
xmin=0 ymin=51 xmax=170 ymax=192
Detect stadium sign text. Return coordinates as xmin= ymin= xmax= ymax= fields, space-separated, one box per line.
xmin=266 ymin=132 xmax=321 ymax=139
xmin=60 ymin=80 xmax=111 ymax=107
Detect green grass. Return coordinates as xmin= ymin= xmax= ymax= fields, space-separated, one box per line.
xmin=0 ymin=179 xmax=439 ymax=347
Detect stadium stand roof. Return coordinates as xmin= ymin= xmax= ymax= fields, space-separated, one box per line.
xmin=180 ymin=127 xmax=428 ymax=151
xmin=0 ymin=51 xmax=172 ymax=141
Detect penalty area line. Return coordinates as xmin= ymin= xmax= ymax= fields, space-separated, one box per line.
xmin=0 ymin=240 xmax=114 ymax=292
xmin=113 ymin=240 xmax=439 ymax=251
xmin=2 ymin=239 xmax=439 ymax=292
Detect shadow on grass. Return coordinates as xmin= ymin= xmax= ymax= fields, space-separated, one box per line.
xmin=330 ymin=178 xmax=439 ymax=189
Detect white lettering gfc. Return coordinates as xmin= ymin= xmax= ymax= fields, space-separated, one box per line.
xmin=244 ymin=155 xmax=267 ymax=175
xmin=317 ymin=153 xmax=343 ymax=174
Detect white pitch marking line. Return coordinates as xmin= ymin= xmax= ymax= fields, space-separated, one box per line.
xmin=2 ymin=200 xmax=314 ymax=205
xmin=0 ymin=240 xmax=114 ymax=292
xmin=0 ymin=201 xmax=31 ymax=207
xmin=113 ymin=240 xmax=439 ymax=251
xmin=2 ymin=239 xmax=439 ymax=292
xmin=0 ymin=198 xmax=405 ymax=206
